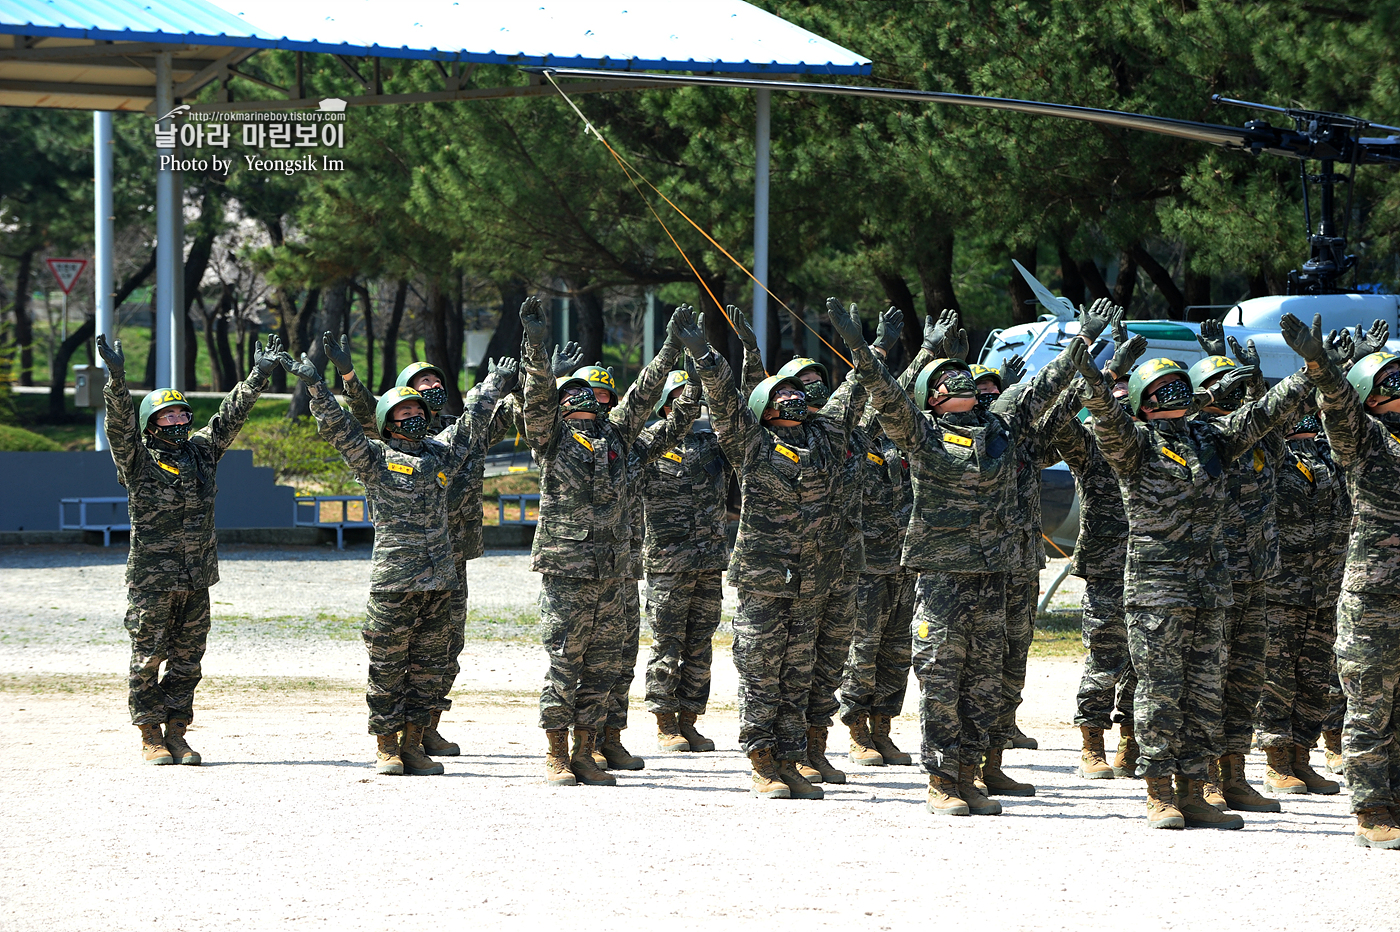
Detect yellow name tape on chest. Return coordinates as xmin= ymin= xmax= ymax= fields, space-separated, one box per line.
xmin=866 ymin=451 xmax=886 ymax=466
xmin=158 ymin=461 xmax=179 ymax=475
xmin=1161 ymin=447 xmax=1188 ymax=467
xmin=573 ymin=432 xmax=594 ymax=452
xmin=437 ymin=471 xmax=448 ymax=487
xmin=774 ymin=444 xmax=800 ymax=463
xmin=1296 ymin=460 xmax=1315 ymax=482
xmin=1253 ymin=448 xmax=1266 ymax=473
xmin=663 ymin=450 xmax=683 ymax=464
xmin=387 ymin=462 xmax=414 ymax=475
xmin=942 ymin=432 xmax=973 ymax=448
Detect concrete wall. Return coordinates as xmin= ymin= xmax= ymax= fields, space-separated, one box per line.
xmin=0 ymin=450 xmax=296 ymax=531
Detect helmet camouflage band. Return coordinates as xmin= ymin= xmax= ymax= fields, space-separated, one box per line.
xmin=1128 ymin=357 xmax=1191 ymax=417
xmin=1186 ymin=354 xmax=1238 ymax=391
xmin=747 ymin=375 xmax=805 ymax=422
xmin=138 ymin=388 xmax=192 ymax=431
xmin=375 ymin=386 xmax=429 ymax=435
xmin=774 ymin=356 xmax=829 ymax=387
xmin=654 ymin=369 xmax=691 ymax=417
xmin=395 ymin=361 xmax=447 ymax=390
xmin=968 ymin=363 xmax=1001 ymax=389
xmin=1347 ymin=351 xmax=1400 ymax=401
xmin=913 ymin=357 xmax=974 ymax=411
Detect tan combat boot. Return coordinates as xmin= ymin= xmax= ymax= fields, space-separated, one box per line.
xmin=1203 ymin=757 xmax=1227 ymax=807
xmin=983 ymin=745 xmax=1035 ymax=796
xmin=421 ymin=710 xmax=459 ymax=757
xmin=1175 ymin=774 xmax=1243 ymax=830
xmin=654 ymin=711 xmax=690 ymax=752
xmin=869 ymin=714 xmax=913 ymax=765
xmin=677 ymin=711 xmax=715 ymax=752
xmin=958 ymin=762 xmax=1002 ymax=815
xmin=1221 ymin=752 xmax=1281 ymax=811
xmin=1078 ymin=726 xmax=1115 ymax=780
xmin=544 ymin=728 xmax=577 ymax=786
xmin=570 ymin=728 xmax=617 ymax=786
xmin=798 ymin=727 xmax=846 ymax=785
xmin=400 ymin=723 xmax=444 ymax=775
xmin=925 ymin=772 xmax=969 ymax=816
xmin=163 ymin=720 xmax=202 ymax=766
xmin=1355 ymin=808 xmax=1400 ymax=850
xmin=1144 ymin=775 xmax=1184 ymax=829
xmin=776 ymin=758 xmax=824 ymax=800
xmin=747 ymin=748 xmax=790 ymax=799
xmin=598 ymin=727 xmax=645 ymax=770
xmin=1292 ymin=744 xmax=1340 ymax=795
xmin=1262 ymin=746 xmax=1307 ymax=795
xmin=138 ymin=723 xmax=173 ymax=766
xmin=1112 ymin=723 xmax=1139 ymax=778
xmin=375 ymin=733 xmax=404 ymax=775
xmin=847 ymin=714 xmax=885 ymax=767
xmin=1323 ymin=729 xmax=1344 ymax=774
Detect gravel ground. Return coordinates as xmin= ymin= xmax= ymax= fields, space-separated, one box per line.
xmin=0 ymin=544 xmax=1387 ymax=932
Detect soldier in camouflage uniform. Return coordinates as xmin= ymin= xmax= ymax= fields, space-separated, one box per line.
xmin=286 ymin=350 xmax=513 ymax=776
xmin=1041 ymin=320 xmax=1147 ymax=781
xmin=519 ymin=297 xmax=687 ymax=787
xmin=330 ymin=335 xmax=525 ymax=757
xmin=97 ymin=333 xmax=280 ymax=767
xmin=1311 ymin=340 xmax=1400 ymax=848
xmin=678 ymin=306 xmax=865 ymax=801
xmin=1082 ymin=313 xmax=1319 ymax=830
xmin=1255 ymin=408 xmax=1346 ymax=796
xmin=829 ymin=300 xmax=1103 ymax=817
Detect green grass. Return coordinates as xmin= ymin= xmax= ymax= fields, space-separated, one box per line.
xmin=1031 ymin=612 xmax=1086 ymax=658
xmin=0 ymin=422 xmax=61 ymax=450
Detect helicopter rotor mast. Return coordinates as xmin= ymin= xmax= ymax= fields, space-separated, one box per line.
xmin=539 ymin=67 xmax=1400 ymax=295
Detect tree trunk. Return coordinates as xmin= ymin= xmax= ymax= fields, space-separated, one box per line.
xmin=872 ymin=266 xmax=918 ymax=372
xmin=1008 ymin=243 xmax=1038 ymax=325
xmin=423 ymin=277 xmax=464 ymax=415
xmin=913 ymin=226 xmax=960 ymax=321
xmin=353 ymin=281 xmax=375 ymax=392
xmin=1129 ymin=244 xmax=1183 ymax=318
xmin=573 ymin=288 xmax=606 ymax=368
xmin=214 ymin=288 xmax=239 ymax=390
xmin=1183 ymin=253 xmax=1212 ymax=321
xmin=198 ymin=296 xmax=227 ymax=392
xmin=286 ymin=287 xmax=325 ymax=419
xmin=1111 ymin=249 xmax=1139 ymax=312
xmin=379 ymin=278 xmax=409 ymax=392
xmin=472 ymin=277 xmax=527 ymax=386
xmin=12 ymin=248 xmax=34 ymax=386
xmin=1078 ymin=258 xmax=1112 ymax=301
xmin=1056 ymin=239 xmax=1087 ymax=309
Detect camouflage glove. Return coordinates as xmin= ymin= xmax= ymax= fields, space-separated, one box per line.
xmin=923 ymin=308 xmax=957 ymax=354
xmin=1354 ymin=319 xmax=1389 ymax=359
xmin=549 ymin=342 xmax=582 ymax=378
xmin=254 ymin=334 xmax=284 ymax=377
xmin=323 ymin=332 xmax=353 ymax=376
xmin=1078 ymin=298 xmax=1118 ymax=343
xmin=1227 ymin=335 xmax=1266 ymax=395
xmin=874 ymin=306 xmax=903 ymax=356
xmin=998 ymin=354 xmax=1026 ymax=388
xmin=826 ymin=297 xmax=865 ymax=348
xmin=282 ymin=352 xmax=321 ymax=384
xmin=673 ymin=306 xmax=709 ymax=359
xmin=96 ymin=334 xmax=124 ymax=379
xmin=1108 ymin=333 xmax=1148 ymax=378
xmin=1324 ymin=328 xmax=1355 ymax=368
xmin=1196 ymin=318 xmax=1227 ymax=357
xmin=519 ymin=295 xmax=547 ymax=348
xmin=1281 ymin=312 xmax=1327 ymax=364
xmin=486 ymin=357 xmax=520 ymax=390
xmin=729 ymin=305 xmax=759 ymax=351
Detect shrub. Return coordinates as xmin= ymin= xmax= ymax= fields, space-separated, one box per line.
xmin=0 ymin=424 xmax=63 ymax=451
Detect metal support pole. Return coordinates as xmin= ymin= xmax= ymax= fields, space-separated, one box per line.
xmin=154 ymin=52 xmax=177 ymax=390
xmin=94 ymin=110 xmax=114 ymax=451
xmin=644 ymin=289 xmax=656 ymax=363
xmin=559 ymin=296 xmax=570 ymax=348
xmin=171 ymin=169 xmax=185 ymax=391
xmin=752 ymin=88 xmax=771 ymax=367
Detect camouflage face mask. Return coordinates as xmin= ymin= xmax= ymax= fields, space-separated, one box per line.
xmin=940 ymin=372 xmax=976 ymax=398
xmin=774 ymin=397 xmax=809 ymax=422
xmin=976 ymin=391 xmax=999 ymax=409
xmin=1292 ymin=413 xmax=1322 ymax=434
xmin=153 ymin=422 xmax=189 ymax=444
xmin=394 ymin=414 xmax=428 ymax=441
xmin=1212 ymin=382 xmax=1246 ymax=411
xmin=802 ymin=380 xmax=831 ymax=407
xmin=1148 ymin=378 xmax=1192 ymax=411
xmin=418 ymin=385 xmax=447 ymax=412
xmin=560 ymin=386 xmax=603 ymax=415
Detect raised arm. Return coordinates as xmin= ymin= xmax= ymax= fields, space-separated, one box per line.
xmin=727 ymin=305 xmax=769 ymax=399
xmin=1216 ymin=313 xmax=1330 ymax=464
xmin=676 ymin=311 xmax=756 ymax=468
xmin=611 ymin=310 xmax=684 ymax=444
xmin=1083 ymin=366 xmax=1147 ymax=477
xmin=322 ymin=331 xmax=378 ymax=434
xmin=96 ymin=334 xmax=143 ymax=487
xmin=193 ymin=335 xmax=280 ymax=459
xmin=826 ymin=301 xmax=927 ymax=454
xmin=285 ymin=353 xmax=381 ymax=481
xmin=991 ymin=299 xmax=1117 ymax=428
xmin=436 ymin=359 xmax=516 ymax=479
xmin=631 ymin=377 xmax=701 ymax=474
xmin=518 ymin=296 xmax=560 ymax=458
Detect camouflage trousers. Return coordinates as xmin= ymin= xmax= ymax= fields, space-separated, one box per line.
xmin=1126 ymin=605 xmax=1224 ymax=779
xmin=1220 ymin=579 xmax=1267 ymax=755
xmin=733 ymin=589 xmax=824 ymax=760
xmin=993 ymin=571 xmax=1037 ymax=746
xmin=1335 ymin=592 xmax=1400 ymax=813
xmin=1074 ymin=575 xmax=1137 ymax=729
xmin=601 ymin=580 xmax=643 ymax=731
xmin=911 ymin=572 xmax=1006 ymax=781
xmin=807 ymin=569 xmax=859 ymax=728
xmin=124 ymin=587 xmax=211 ymax=726
xmin=363 ymin=589 xmax=454 ymax=735
xmin=1255 ymin=599 xmax=1337 ymax=750
xmin=538 ymin=574 xmax=628 ymax=733
xmin=643 ymin=570 xmax=724 ymax=715
xmin=1326 ymin=668 xmax=1346 ymax=733
xmin=838 ymin=571 xmax=914 ymax=723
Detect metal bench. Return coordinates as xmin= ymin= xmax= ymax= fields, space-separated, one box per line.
xmin=59 ymin=497 xmax=130 ymax=547
xmin=498 ymin=493 xmax=539 ymax=526
xmin=295 ymin=495 xmax=372 ymax=550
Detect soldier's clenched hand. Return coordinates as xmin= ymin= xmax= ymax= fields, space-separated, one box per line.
xmin=254 ymin=334 xmax=284 ymax=376
xmin=282 ymin=352 xmax=321 ymax=384
xmin=875 ymin=307 xmax=903 ymax=356
xmin=96 ymin=334 xmax=124 ymax=377
xmin=1196 ymin=318 xmax=1227 ymax=358
xmin=519 ymin=295 xmax=547 ymax=347
xmin=323 ymin=332 xmax=353 ymax=375
xmin=1281 ymin=312 xmax=1326 ymax=363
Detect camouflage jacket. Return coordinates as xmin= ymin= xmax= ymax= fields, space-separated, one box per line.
xmin=854 ymin=348 xmax=928 ymax=575
xmin=1003 ymin=381 xmax=1057 ymax=577
xmin=1265 ymin=435 xmax=1349 ymax=606
xmin=343 ymin=373 xmax=524 ymax=565
xmin=310 ymin=374 xmax=505 ymax=591
xmin=623 ymin=377 xmax=703 ymax=578
xmin=1085 ymin=369 xmax=1311 ymax=609
xmin=696 ymin=353 xmax=859 ymax=597
xmin=1315 ymin=372 xmax=1400 ymax=596
xmin=104 ymin=371 xmax=267 ymax=591
xmin=849 ymin=340 xmax=1077 ymax=574
xmin=523 ymin=339 xmax=681 ymax=579
xmin=1043 ymin=379 xmax=1128 ymax=580
xmin=1191 ymin=402 xmax=1291 ymax=582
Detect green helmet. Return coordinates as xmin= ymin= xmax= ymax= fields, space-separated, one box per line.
xmin=375 ymin=386 xmax=429 ymax=436
xmin=775 ymin=356 xmax=828 ymax=386
xmin=1186 ymin=355 xmax=1239 ymax=391
xmin=138 ymin=388 xmax=192 ymax=431
xmin=968 ymin=363 xmax=1001 ymax=389
xmin=395 ymin=361 xmax=446 ymax=389
xmin=1128 ymin=357 xmax=1191 ymax=417
xmin=747 ymin=374 xmax=805 ymax=422
xmin=654 ymin=369 xmax=691 ymax=417
xmin=1348 ymin=351 xmax=1400 ymax=401
xmin=571 ymin=365 xmax=617 ymax=399
xmin=912 ymin=358 xmax=973 ymax=411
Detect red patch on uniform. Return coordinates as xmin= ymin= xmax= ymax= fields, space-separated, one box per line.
xmin=608 ymin=450 xmax=619 ymax=463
